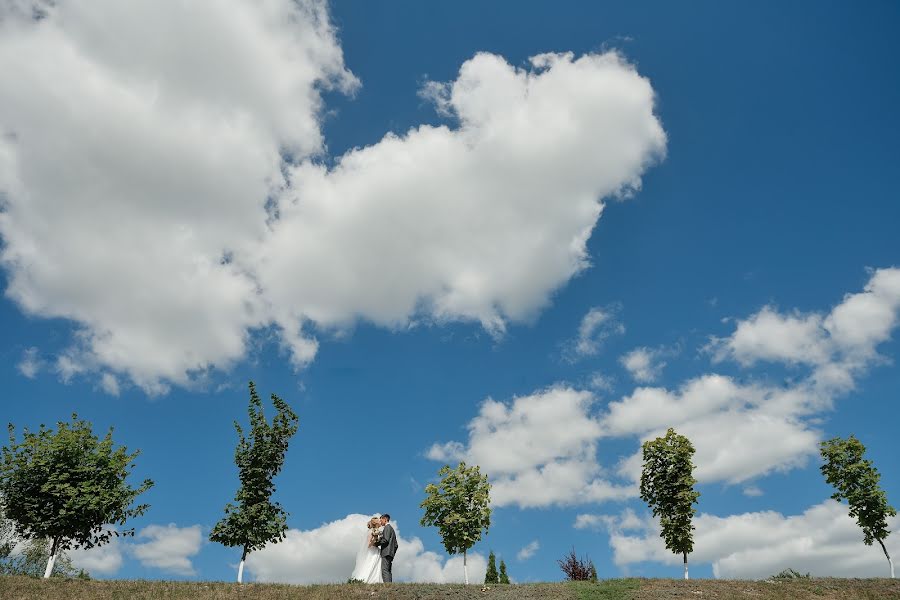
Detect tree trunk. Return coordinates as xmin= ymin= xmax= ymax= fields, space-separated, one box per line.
xmin=464 ymin=550 xmax=469 ymax=585
xmin=683 ymin=552 xmax=689 ymax=580
xmin=43 ymin=538 xmax=60 ymax=579
xmin=237 ymin=546 xmax=248 ymax=584
xmin=878 ymin=539 xmax=894 ymax=579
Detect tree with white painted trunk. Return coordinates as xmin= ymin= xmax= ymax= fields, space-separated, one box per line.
xmin=820 ymin=435 xmax=896 ymax=578
xmin=210 ymin=382 xmax=299 ymax=584
xmin=639 ymin=427 xmax=699 ymax=580
xmin=420 ymin=461 xmax=491 ymax=585
xmin=0 ymin=415 xmax=152 ymax=578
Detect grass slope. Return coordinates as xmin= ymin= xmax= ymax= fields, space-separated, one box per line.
xmin=1 ymin=577 xmax=898 ymax=600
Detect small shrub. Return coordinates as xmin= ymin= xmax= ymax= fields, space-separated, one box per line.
xmin=558 ymin=548 xmax=594 ymax=581
xmin=771 ymin=568 xmax=811 ymax=579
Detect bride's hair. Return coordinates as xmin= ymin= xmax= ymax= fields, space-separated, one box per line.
xmin=367 ymin=517 xmax=381 ymax=529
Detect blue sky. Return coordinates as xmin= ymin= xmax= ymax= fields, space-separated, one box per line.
xmin=1 ymin=0 xmax=899 ymax=583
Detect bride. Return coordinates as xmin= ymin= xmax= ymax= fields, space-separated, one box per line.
xmin=350 ymin=516 xmax=383 ymax=584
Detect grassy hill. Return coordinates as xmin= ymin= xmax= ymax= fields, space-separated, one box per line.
xmin=1 ymin=576 xmax=898 ymax=600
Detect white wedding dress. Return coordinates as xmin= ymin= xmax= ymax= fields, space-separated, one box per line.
xmin=350 ymin=528 xmax=383 ymax=584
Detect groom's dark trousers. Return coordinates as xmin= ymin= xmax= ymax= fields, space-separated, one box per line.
xmin=379 ymin=523 xmax=399 ymax=582
xmin=381 ymin=556 xmax=393 ymax=583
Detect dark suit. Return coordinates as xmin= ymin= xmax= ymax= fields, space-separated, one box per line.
xmin=377 ymin=523 xmax=399 ymax=582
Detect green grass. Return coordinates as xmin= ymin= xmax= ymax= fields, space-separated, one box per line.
xmin=1 ymin=575 xmax=899 ymax=600
xmin=570 ymin=578 xmax=641 ymax=600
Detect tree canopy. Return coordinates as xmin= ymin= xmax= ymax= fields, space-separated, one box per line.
xmin=639 ymin=427 xmax=700 ymax=579
xmin=820 ymin=435 xmax=896 ymax=577
xmin=420 ymin=461 xmax=491 ymax=584
xmin=0 ymin=414 xmax=152 ymax=577
xmin=209 ymin=382 xmax=299 ymax=583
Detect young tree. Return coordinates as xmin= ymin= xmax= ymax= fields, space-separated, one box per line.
xmin=0 ymin=415 xmax=153 ymax=578
xmin=498 ymin=558 xmax=510 ymax=584
xmin=820 ymin=435 xmax=896 ymax=578
xmin=210 ymin=382 xmax=299 ymax=583
xmin=420 ymin=461 xmax=491 ymax=584
xmin=484 ymin=550 xmax=499 ymax=584
xmin=639 ymin=427 xmax=700 ymax=580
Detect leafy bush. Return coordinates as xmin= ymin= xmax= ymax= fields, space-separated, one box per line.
xmin=558 ymin=548 xmax=595 ymax=581
xmin=771 ymin=568 xmax=811 ymax=579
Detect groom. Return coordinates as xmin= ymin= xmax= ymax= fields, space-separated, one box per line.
xmin=377 ymin=513 xmax=398 ymax=582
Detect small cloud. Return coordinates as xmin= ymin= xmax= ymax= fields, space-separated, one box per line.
xmin=565 ymin=305 xmax=625 ymax=361
xmin=100 ymin=373 xmax=121 ymax=396
xmin=588 ymin=371 xmax=615 ymax=392
xmin=574 ymin=508 xmax=644 ymax=533
xmin=573 ymin=514 xmax=605 ymax=531
xmin=620 ymin=346 xmax=667 ymax=383
xmin=17 ymin=347 xmax=42 ymax=378
xmin=516 ymin=540 xmax=539 ymax=561
xmin=425 ymin=441 xmax=465 ymax=463
xmin=418 ymin=80 xmax=454 ymax=117
xmin=55 ymin=352 xmax=88 ymax=383
xmin=743 ymin=485 xmax=763 ymax=497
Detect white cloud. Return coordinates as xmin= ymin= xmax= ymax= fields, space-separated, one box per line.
xmin=605 ymin=376 xmax=822 ymax=485
xmin=573 ymin=514 xmax=605 ymax=531
xmin=0 ymin=2 xmax=667 ymax=393
xmin=427 ymin=269 xmax=900 ymax=507
xmin=605 ymin=268 xmax=900 ymax=485
xmin=246 ymin=513 xmax=485 ymax=584
xmin=620 ymin=346 xmax=666 ymax=383
xmin=567 ymin=306 xmax=624 ymax=359
xmin=16 ymin=346 xmax=42 ymax=378
xmin=69 ymin=535 xmax=123 ymax=576
xmin=709 ymin=307 xmax=827 ymax=367
xmin=743 ymin=485 xmax=764 ymax=497
xmin=574 ymin=508 xmax=643 ymax=532
xmin=516 ymin=540 xmax=539 ymax=561
xmin=99 ymin=373 xmax=120 ymax=396
xmin=427 ymin=387 xmax=633 ymax=508
xmin=131 ymin=523 xmax=203 ymax=576
xmin=710 ymin=268 xmax=900 ymax=392
xmin=68 ymin=523 xmax=202 ymax=577
xmin=606 ymin=500 xmax=900 ymax=579
xmin=0 ymin=0 xmax=356 ymax=393
xmin=587 ymin=371 xmax=615 ymax=392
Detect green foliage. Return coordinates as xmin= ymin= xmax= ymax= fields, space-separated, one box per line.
xmin=209 ymin=382 xmax=299 ymax=558
xmin=0 ymin=414 xmax=153 ymax=557
xmin=484 ymin=550 xmax=499 ymax=584
xmin=346 ymin=578 xmax=365 ymax=584
xmin=770 ymin=568 xmax=810 ymax=579
xmin=639 ymin=428 xmax=700 ymax=559
xmin=589 ymin=560 xmax=598 ymax=583
xmin=419 ymin=461 xmax=491 ymax=558
xmin=0 ymin=536 xmax=88 ymax=578
xmin=498 ymin=559 xmax=510 ymax=584
xmin=820 ymin=435 xmax=896 ymax=547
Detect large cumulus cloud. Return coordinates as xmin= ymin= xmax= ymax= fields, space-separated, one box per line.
xmin=0 ymin=1 xmax=666 ymax=393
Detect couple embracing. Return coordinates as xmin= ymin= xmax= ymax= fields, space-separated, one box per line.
xmin=351 ymin=513 xmax=399 ymax=583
